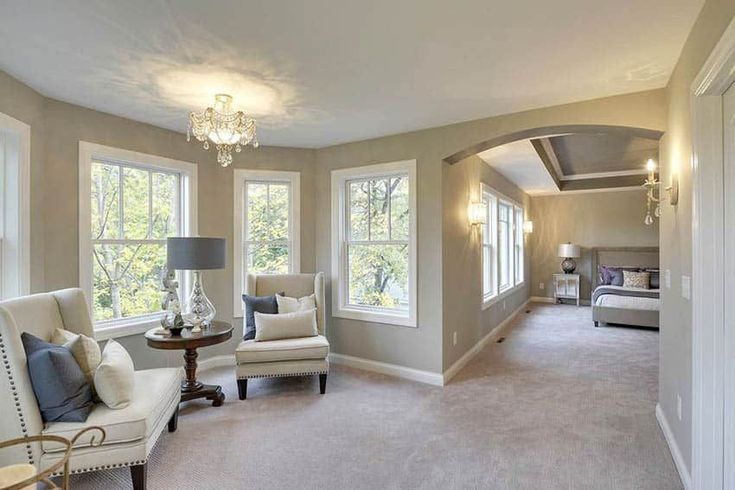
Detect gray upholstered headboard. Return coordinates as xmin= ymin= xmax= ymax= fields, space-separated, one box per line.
xmin=591 ymin=247 xmax=659 ymax=290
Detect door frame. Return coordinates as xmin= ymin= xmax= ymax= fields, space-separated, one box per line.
xmin=691 ymin=16 xmax=735 ymax=490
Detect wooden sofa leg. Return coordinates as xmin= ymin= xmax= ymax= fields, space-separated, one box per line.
xmin=319 ymin=373 xmax=327 ymax=394
xmin=168 ymin=405 xmax=179 ymax=432
xmin=130 ymin=462 xmax=147 ymax=490
xmin=237 ymin=379 xmax=248 ymax=400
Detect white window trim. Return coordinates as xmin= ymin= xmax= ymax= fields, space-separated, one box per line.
xmin=481 ymin=185 xmax=497 ymax=303
xmin=78 ymin=141 xmax=198 ymax=340
xmin=514 ymin=206 xmax=525 ymax=286
xmin=331 ymin=160 xmax=417 ymax=328
xmin=480 ymin=184 xmax=524 ymax=310
xmin=0 ymin=112 xmax=31 ymax=300
xmin=232 ymin=169 xmax=301 ymax=318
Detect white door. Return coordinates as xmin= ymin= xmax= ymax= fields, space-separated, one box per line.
xmin=723 ymin=80 xmax=735 ymax=489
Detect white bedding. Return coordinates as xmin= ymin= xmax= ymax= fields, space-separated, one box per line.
xmin=595 ymin=293 xmax=659 ymax=311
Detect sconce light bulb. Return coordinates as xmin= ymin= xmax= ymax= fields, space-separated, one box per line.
xmin=646 ymin=159 xmax=657 ymax=172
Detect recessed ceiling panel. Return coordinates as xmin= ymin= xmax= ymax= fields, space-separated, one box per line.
xmin=0 ymin=0 xmax=703 ymax=147
xmin=549 ymin=133 xmax=659 ymax=175
xmin=477 ymin=140 xmax=558 ymax=195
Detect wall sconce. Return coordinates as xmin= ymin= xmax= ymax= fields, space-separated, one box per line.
xmin=666 ymin=174 xmax=679 ymax=206
xmin=523 ymin=220 xmax=534 ymax=234
xmin=468 ymin=202 xmax=486 ymax=226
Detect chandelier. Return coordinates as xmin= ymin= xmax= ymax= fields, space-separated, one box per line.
xmin=187 ymin=94 xmax=258 ymax=167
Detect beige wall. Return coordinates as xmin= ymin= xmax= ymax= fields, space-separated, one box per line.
xmin=529 ymin=190 xmax=659 ymax=302
xmin=442 ymin=155 xmax=530 ymax=370
xmin=659 ymin=0 xmax=735 ymax=474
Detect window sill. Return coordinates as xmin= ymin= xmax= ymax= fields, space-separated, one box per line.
xmin=94 ymin=313 xmax=165 ymax=341
xmin=482 ymin=282 xmax=525 ymax=310
xmin=332 ymin=306 xmax=416 ymax=328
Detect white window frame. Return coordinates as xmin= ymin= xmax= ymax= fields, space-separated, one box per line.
xmin=78 ymin=142 xmax=198 ymax=340
xmin=514 ymin=206 xmax=525 ymax=286
xmin=481 ymin=185 xmax=497 ymax=303
xmin=0 ymin=111 xmax=31 ymax=299
xmin=232 ymin=169 xmax=300 ymax=318
xmin=331 ymin=160 xmax=417 ymax=327
xmin=481 ymin=184 xmax=524 ymax=310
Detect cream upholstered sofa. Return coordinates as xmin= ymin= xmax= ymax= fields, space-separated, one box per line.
xmin=0 ymin=288 xmax=181 ymax=490
xmin=236 ymin=273 xmax=329 ymax=399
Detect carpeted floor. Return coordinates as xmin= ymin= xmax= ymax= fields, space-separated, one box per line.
xmin=70 ymin=303 xmax=682 ymax=489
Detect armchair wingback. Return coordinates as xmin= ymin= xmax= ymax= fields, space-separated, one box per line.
xmin=0 ymin=288 xmax=181 ymax=490
xmin=236 ymin=272 xmax=329 ymax=399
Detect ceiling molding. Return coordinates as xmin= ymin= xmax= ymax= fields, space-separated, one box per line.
xmin=560 ymin=169 xmax=649 ymax=181
xmin=529 ymin=186 xmax=645 ymax=197
xmin=560 ymin=174 xmax=645 ymax=191
xmin=530 ymin=139 xmax=562 ymax=191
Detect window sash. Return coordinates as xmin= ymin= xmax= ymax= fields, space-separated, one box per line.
xmin=242 ymin=180 xmax=294 ymax=275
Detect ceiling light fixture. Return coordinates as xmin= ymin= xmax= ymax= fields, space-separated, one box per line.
xmin=187 ymin=94 xmax=258 ymax=167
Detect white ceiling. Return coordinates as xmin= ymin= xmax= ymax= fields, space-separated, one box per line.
xmin=477 ymin=140 xmax=558 ymax=195
xmin=0 ymin=0 xmax=703 ymax=148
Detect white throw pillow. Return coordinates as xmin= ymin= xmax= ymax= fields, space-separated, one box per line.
xmin=254 ymin=309 xmax=318 ymax=341
xmin=276 ymin=293 xmax=317 ymax=314
xmin=94 ymin=339 xmax=135 ymax=409
xmin=51 ymin=328 xmax=102 ymax=387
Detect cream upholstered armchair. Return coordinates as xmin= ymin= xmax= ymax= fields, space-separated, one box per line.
xmin=236 ymin=273 xmax=329 ymax=399
xmin=0 ymin=289 xmax=181 ymax=490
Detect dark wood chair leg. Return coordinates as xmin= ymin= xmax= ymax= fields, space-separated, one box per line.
xmin=168 ymin=405 xmax=179 ymax=432
xmin=130 ymin=462 xmax=147 ymax=490
xmin=237 ymin=378 xmax=248 ymax=400
xmin=319 ymin=373 xmax=327 ymax=394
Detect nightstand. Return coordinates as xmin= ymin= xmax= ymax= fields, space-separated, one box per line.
xmin=553 ymin=273 xmax=580 ymax=306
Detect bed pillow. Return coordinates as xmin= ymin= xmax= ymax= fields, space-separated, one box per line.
xmin=94 ymin=339 xmax=135 ymax=409
xmin=609 ymin=268 xmax=625 ymax=286
xmin=276 ymin=293 xmax=316 ymax=314
xmin=598 ymin=266 xmax=613 ymax=285
xmin=21 ymin=332 xmax=94 ymax=423
xmin=242 ymin=293 xmax=282 ymax=341
xmin=623 ymin=270 xmax=650 ymax=289
xmin=254 ymin=309 xmax=318 ymax=342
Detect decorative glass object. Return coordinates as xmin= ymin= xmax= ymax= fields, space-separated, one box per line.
xmin=187 ymin=94 xmax=258 ymax=167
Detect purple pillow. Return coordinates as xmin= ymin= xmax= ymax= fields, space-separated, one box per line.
xmin=598 ymin=266 xmax=613 ymax=285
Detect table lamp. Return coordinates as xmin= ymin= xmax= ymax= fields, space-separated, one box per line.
xmin=167 ymin=237 xmax=226 ymax=326
xmin=558 ymin=242 xmax=581 ymax=273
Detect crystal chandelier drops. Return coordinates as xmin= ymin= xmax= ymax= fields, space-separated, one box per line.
xmin=187 ymin=94 xmax=259 ymax=167
xmin=642 ymin=158 xmax=661 ymax=226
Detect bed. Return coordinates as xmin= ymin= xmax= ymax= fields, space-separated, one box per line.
xmin=591 ymin=247 xmax=660 ymax=329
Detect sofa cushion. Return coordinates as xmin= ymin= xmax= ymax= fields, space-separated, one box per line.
xmin=21 ymin=332 xmax=94 ymax=423
xmin=236 ymin=335 xmax=329 ymax=364
xmin=42 ymin=367 xmax=181 ymax=453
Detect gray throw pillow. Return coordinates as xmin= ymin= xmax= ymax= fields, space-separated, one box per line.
xmin=609 ymin=268 xmax=625 ymax=286
xmin=21 ymin=332 xmax=93 ymax=423
xmin=242 ymin=293 xmax=282 ymax=340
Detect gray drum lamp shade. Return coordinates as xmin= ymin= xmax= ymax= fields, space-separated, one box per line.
xmin=167 ymin=237 xmax=226 ymax=270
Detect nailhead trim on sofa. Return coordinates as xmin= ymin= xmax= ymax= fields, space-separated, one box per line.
xmin=237 ymin=370 xmax=328 ymax=379
xmin=0 ymin=329 xmax=34 ymax=464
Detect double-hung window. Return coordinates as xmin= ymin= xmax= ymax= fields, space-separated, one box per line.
xmin=331 ymin=160 xmax=417 ymax=327
xmin=233 ymin=170 xmax=300 ymax=317
xmin=481 ymin=184 xmax=525 ymax=307
xmin=79 ymin=142 xmax=197 ymax=339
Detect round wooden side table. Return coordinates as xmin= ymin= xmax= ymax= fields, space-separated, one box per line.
xmin=145 ymin=321 xmax=233 ymax=407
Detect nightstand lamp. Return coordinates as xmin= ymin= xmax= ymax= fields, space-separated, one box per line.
xmin=558 ymin=243 xmax=581 ymax=273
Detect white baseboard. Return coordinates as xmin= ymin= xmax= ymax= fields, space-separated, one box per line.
xmin=198 ymin=354 xmax=235 ymax=372
xmin=442 ymin=299 xmax=529 ymax=384
xmin=656 ymin=403 xmax=692 ymax=490
xmin=530 ymin=296 xmax=555 ymax=304
xmin=328 ymin=352 xmax=444 ymax=386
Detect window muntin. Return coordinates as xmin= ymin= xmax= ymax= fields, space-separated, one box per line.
xmin=244 ymin=180 xmax=292 ymax=275
xmin=345 ymin=175 xmax=410 ymax=311
xmin=90 ymin=160 xmax=181 ymax=322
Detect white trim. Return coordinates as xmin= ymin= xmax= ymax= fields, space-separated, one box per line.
xmin=0 ymin=112 xmax=31 ymax=299
xmin=444 ymin=299 xmax=529 ymax=384
xmin=78 ymin=142 xmax=198 ymax=339
xmin=328 ymin=352 xmax=443 ymax=386
xmin=330 ymin=160 xmax=417 ymax=328
xmin=657 ymin=403 xmax=692 ymax=490
xmin=530 ymin=296 xmax=555 ymax=304
xmin=559 ymin=169 xmax=649 ymax=181
xmin=528 ymin=186 xmax=645 ymax=197
xmin=232 ymin=169 xmax=301 ymax=318
xmin=690 ymin=17 xmax=735 ymax=490
xmin=198 ymin=354 xmax=236 ymax=372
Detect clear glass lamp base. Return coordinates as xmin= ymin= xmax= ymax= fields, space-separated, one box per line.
xmin=185 ymin=271 xmax=216 ymax=326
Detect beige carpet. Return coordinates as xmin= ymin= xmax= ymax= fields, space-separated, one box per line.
xmin=70 ymin=303 xmax=682 ymax=489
